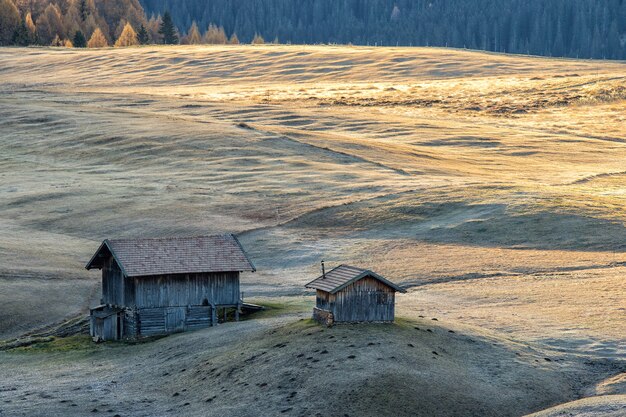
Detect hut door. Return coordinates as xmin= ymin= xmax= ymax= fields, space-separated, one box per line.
xmin=165 ymin=307 xmax=185 ymax=333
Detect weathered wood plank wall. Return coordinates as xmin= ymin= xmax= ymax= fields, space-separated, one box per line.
xmin=124 ymin=309 xmax=137 ymax=338
xmin=133 ymin=272 xmax=240 ymax=308
xmin=98 ymin=254 xmax=243 ymax=338
xmin=186 ymin=306 xmax=211 ymax=330
xmin=316 ymin=290 xmax=331 ymax=310
xmin=102 ymin=258 xmax=124 ymax=305
xmin=136 ymin=305 xmax=216 ymax=336
xmin=315 ymin=277 xmax=396 ymax=323
xmin=138 ymin=307 xmax=166 ymax=336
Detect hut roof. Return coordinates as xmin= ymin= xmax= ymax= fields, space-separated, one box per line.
xmin=85 ymin=234 xmax=255 ymax=277
xmin=305 ymin=264 xmax=405 ymax=294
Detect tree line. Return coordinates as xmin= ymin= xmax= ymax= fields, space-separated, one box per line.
xmin=0 ymin=0 xmax=263 ymax=47
xmin=1 ymin=0 xmax=625 ymax=59
xmin=140 ymin=0 xmax=626 ymax=59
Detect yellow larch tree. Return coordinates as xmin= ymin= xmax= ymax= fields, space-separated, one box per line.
xmin=251 ymin=33 xmax=265 ymax=44
xmin=114 ymin=22 xmax=138 ymax=47
xmin=87 ymin=27 xmax=108 ymax=47
xmin=185 ymin=21 xmax=201 ymax=44
xmin=203 ymin=23 xmax=227 ymax=44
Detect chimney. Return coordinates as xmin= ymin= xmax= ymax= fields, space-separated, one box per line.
xmin=321 ymin=260 xmax=326 ymax=279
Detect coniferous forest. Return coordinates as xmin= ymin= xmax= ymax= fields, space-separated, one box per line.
xmin=141 ymin=0 xmax=626 ymax=59
xmin=0 ymin=0 xmax=625 ymax=59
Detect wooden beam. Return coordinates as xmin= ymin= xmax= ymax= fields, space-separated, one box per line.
xmin=210 ymin=303 xmax=217 ymax=326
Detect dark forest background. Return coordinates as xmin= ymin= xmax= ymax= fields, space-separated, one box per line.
xmin=1 ymin=0 xmax=625 ymax=59
xmin=140 ymin=0 xmax=626 ymax=59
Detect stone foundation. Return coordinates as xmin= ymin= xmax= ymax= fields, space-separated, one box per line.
xmin=312 ymin=307 xmax=334 ymax=327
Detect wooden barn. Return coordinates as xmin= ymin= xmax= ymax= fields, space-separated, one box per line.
xmin=86 ymin=234 xmax=255 ymax=341
xmin=305 ymin=264 xmax=405 ymax=325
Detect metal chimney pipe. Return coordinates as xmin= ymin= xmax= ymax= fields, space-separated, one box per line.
xmin=321 ymin=260 xmax=326 ymax=279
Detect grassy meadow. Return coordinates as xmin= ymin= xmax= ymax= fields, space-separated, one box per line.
xmin=0 ymin=45 xmax=624 ymax=416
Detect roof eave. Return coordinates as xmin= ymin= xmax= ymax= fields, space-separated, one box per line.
xmin=304 ymin=280 xmax=318 ymax=289
xmin=230 ymin=233 xmax=256 ymax=272
xmin=85 ymin=240 xmax=108 ymax=270
xmin=127 ymin=268 xmax=255 ymax=278
xmin=85 ymin=239 xmax=129 ymax=277
xmin=329 ymin=270 xmax=406 ymax=294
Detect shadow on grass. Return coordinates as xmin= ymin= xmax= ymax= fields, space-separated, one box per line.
xmin=287 ymin=197 xmax=626 ymax=251
xmin=240 ymin=298 xmax=313 ymax=320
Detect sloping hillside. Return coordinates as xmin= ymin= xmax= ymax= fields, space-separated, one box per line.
xmin=1 ymin=45 xmax=624 ymax=340
xmin=0 ymin=309 xmax=617 ymax=417
xmin=0 ymin=45 xmax=624 ymax=416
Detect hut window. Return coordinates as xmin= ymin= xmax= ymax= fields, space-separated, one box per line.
xmin=202 ymin=298 xmax=209 ymax=306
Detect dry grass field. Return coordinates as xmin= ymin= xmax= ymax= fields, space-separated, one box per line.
xmin=0 ymin=45 xmax=624 ymax=416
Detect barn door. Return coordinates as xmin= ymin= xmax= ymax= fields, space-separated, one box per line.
xmin=165 ymin=307 xmax=185 ymax=333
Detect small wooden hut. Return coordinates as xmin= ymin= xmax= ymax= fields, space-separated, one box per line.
xmin=86 ymin=234 xmax=255 ymax=341
xmin=305 ymin=264 xmax=405 ymax=326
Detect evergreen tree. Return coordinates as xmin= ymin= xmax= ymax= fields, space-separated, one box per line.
xmin=12 ymin=20 xmax=32 ymax=46
xmin=137 ymin=0 xmax=626 ymax=60
xmin=137 ymin=23 xmax=150 ymax=44
xmin=3 ymin=0 xmax=626 ymax=58
xmin=73 ymin=29 xmax=87 ymax=47
xmin=79 ymin=0 xmax=88 ymax=21
xmin=158 ymin=11 xmax=178 ymax=44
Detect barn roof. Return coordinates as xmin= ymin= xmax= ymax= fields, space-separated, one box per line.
xmin=305 ymin=264 xmax=406 ymax=294
xmin=85 ymin=234 xmax=255 ymax=277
